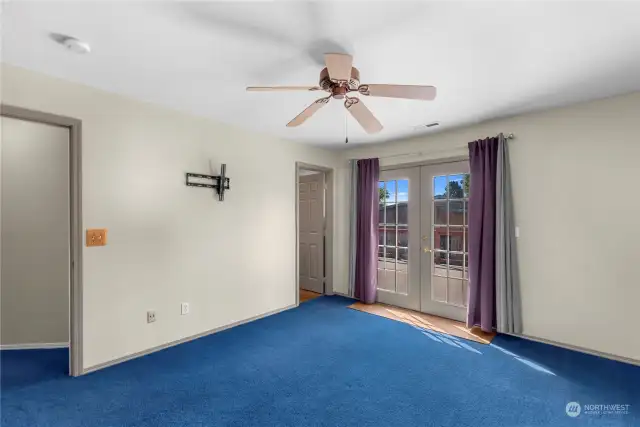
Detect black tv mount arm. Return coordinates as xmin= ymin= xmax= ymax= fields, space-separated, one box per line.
xmin=185 ymin=164 xmax=230 ymax=201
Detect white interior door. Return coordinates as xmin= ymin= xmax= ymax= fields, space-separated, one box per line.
xmin=376 ymin=168 xmax=421 ymax=310
xmin=298 ymin=173 xmax=324 ymax=294
xmin=420 ymin=162 xmax=470 ymax=322
xmin=1 ymin=117 xmax=70 ymax=345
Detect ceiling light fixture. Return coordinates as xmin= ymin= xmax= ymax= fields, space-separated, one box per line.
xmin=51 ymin=33 xmax=91 ymax=54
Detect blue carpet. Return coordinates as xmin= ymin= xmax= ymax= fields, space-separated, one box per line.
xmin=1 ymin=296 xmax=639 ymax=426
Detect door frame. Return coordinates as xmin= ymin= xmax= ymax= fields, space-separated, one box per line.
xmin=380 ymin=156 xmax=470 ymax=320
xmin=295 ymin=162 xmax=335 ymax=305
xmin=1 ymin=105 xmax=84 ymax=377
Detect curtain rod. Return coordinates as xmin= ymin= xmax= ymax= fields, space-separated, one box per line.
xmin=351 ymin=132 xmax=515 ymax=161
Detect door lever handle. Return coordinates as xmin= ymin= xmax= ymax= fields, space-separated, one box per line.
xmin=423 ymin=247 xmax=432 ymax=253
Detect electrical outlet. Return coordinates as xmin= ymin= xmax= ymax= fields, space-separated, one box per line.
xmin=147 ymin=310 xmax=156 ymax=323
xmin=181 ymin=303 xmax=189 ymax=315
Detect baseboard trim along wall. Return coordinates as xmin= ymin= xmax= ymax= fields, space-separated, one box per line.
xmin=0 ymin=342 xmax=69 ymax=350
xmin=507 ymin=333 xmax=640 ymax=367
xmin=83 ymin=304 xmax=297 ymax=375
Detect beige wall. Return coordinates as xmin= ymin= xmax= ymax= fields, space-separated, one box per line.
xmin=1 ymin=117 xmax=70 ymax=345
xmin=340 ymin=91 xmax=640 ymax=361
xmin=1 ymin=64 xmax=341 ymax=369
xmin=4 ymin=61 xmax=638 ymax=365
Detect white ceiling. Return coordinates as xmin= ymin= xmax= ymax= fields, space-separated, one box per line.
xmin=3 ymin=1 xmax=640 ymax=148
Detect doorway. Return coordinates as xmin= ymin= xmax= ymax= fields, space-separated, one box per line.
xmin=295 ymin=162 xmax=335 ymax=305
xmin=377 ymin=160 xmax=470 ymax=322
xmin=0 ymin=105 xmax=83 ymax=376
xmin=298 ymin=168 xmax=325 ymax=302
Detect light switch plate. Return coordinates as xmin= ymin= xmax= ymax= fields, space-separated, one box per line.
xmin=86 ymin=229 xmax=107 ymax=247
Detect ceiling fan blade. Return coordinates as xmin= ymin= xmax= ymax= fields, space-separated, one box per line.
xmin=345 ymin=98 xmax=383 ymax=134
xmin=360 ymin=84 xmax=437 ymax=100
xmin=286 ymin=96 xmax=331 ymax=127
xmin=247 ymin=86 xmax=321 ymax=92
xmin=324 ymin=53 xmax=353 ymax=82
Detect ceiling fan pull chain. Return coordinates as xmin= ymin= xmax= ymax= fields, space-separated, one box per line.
xmin=345 ymin=107 xmax=349 ymax=144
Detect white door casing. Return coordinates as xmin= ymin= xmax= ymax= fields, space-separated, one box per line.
xmin=298 ymin=173 xmax=324 ymax=294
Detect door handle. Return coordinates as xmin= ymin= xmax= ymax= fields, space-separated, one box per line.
xmin=422 ymin=236 xmax=429 ymax=240
xmin=423 ymin=247 xmax=432 ymax=253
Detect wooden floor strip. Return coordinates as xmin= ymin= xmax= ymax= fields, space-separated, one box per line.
xmin=348 ymin=302 xmax=495 ymax=344
xmin=300 ymin=289 xmax=322 ymax=303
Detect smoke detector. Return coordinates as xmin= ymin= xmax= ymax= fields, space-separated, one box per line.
xmin=51 ymin=33 xmax=91 ymax=54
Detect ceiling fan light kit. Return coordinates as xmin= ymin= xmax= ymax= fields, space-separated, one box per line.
xmin=247 ymin=53 xmax=437 ymax=135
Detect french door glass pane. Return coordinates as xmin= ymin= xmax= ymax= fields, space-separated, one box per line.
xmin=385 ymin=226 xmax=397 ymax=246
xmin=449 ymin=227 xmax=464 ymax=251
xmin=464 ymin=201 xmax=468 ymax=226
xmin=464 ymin=228 xmax=469 ymax=252
xmin=398 ymin=247 xmax=408 ymax=263
xmin=448 ymin=174 xmax=465 ymax=199
xmin=449 ymin=201 xmax=464 ymax=225
xmin=398 ymin=225 xmax=408 ymax=247
xmin=463 ymin=173 xmax=470 ymax=198
xmin=434 ymin=251 xmax=447 ymax=276
xmin=434 ymin=227 xmax=448 ymax=250
xmin=434 ymin=175 xmax=447 ymax=199
xmin=464 ymin=254 xmax=468 ymax=279
xmin=449 ymin=253 xmax=464 ymax=278
xmin=385 ymin=247 xmax=397 ymax=270
xmin=434 ymin=201 xmax=447 ymax=225
xmin=385 ymin=180 xmax=397 ymax=223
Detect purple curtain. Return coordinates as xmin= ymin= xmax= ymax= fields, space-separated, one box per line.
xmin=354 ymin=158 xmax=380 ymax=304
xmin=467 ymin=138 xmax=498 ymax=332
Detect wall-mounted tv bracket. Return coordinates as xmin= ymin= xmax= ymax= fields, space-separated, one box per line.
xmin=186 ymin=164 xmax=230 ymax=201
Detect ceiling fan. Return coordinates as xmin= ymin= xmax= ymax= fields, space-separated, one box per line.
xmin=246 ymin=53 xmax=436 ymax=134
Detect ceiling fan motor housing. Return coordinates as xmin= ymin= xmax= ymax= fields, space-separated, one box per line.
xmin=319 ymin=67 xmax=360 ymax=96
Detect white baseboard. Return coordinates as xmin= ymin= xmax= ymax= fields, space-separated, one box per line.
xmin=82 ymin=303 xmax=297 ymax=375
xmin=504 ymin=332 xmax=640 ymax=367
xmin=1 ymin=342 xmax=69 ymax=350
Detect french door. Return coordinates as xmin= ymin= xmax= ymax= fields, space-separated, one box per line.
xmin=376 ymin=168 xmax=421 ymax=310
xmin=377 ymin=161 xmax=470 ymax=322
